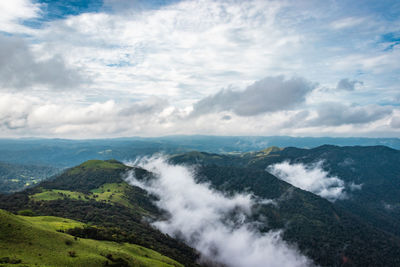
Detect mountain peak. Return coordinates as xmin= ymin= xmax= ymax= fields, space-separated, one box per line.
xmin=74 ymin=159 xmax=126 ymax=170
xmin=41 ymin=160 xmax=133 ymax=193
xmin=261 ymin=146 xmax=282 ymax=154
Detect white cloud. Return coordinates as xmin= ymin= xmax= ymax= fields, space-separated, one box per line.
xmin=0 ymin=92 xmax=173 ymax=138
xmin=32 ymin=0 xmax=297 ymax=100
xmin=268 ymin=161 xmax=347 ymax=202
xmin=330 ymin=17 xmax=366 ymax=30
xmin=125 ymin=157 xmax=312 ymax=267
xmin=0 ymin=0 xmax=41 ymax=33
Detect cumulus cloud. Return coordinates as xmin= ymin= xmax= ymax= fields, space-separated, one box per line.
xmin=268 ymin=161 xmax=346 ymax=202
xmin=191 ymin=76 xmax=316 ymax=117
xmin=0 ymin=0 xmax=41 ymax=33
xmin=125 ymin=157 xmax=312 ymax=267
xmin=0 ymin=35 xmax=88 ymax=90
xmin=0 ymin=93 xmax=174 ymax=138
xmin=309 ymin=102 xmax=392 ymax=126
xmin=336 ymin=78 xmax=363 ymax=91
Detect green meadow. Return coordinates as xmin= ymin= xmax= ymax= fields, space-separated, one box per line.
xmin=0 ymin=209 xmax=183 ymax=267
xmin=31 ymin=182 xmax=136 ymax=210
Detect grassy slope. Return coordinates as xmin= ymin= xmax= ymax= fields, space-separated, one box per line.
xmin=0 ymin=209 xmax=182 ymax=267
xmin=31 ymin=182 xmax=137 ymax=210
xmin=68 ymin=160 xmax=127 ymax=174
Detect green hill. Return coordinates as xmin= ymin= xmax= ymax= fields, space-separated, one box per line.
xmin=0 ymin=160 xmax=200 ymax=267
xmin=0 ymin=209 xmax=182 ymax=267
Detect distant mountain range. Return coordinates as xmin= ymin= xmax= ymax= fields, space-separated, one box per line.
xmin=0 ymin=136 xmax=399 ymax=167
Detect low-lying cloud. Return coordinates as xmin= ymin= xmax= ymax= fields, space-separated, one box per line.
xmin=268 ymin=161 xmax=346 ymax=202
xmin=125 ymin=157 xmax=311 ymax=267
xmin=190 ymin=76 xmax=316 ymax=117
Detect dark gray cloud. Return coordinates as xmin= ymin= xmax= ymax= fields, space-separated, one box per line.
xmin=336 ymin=78 xmax=363 ymax=91
xmin=309 ymin=103 xmax=392 ymax=126
xmin=191 ymin=76 xmax=316 ymax=117
xmin=0 ymin=35 xmax=87 ymax=90
xmin=118 ymin=97 xmax=169 ymax=116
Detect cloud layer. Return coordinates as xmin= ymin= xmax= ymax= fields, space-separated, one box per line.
xmin=0 ymin=0 xmax=399 ymax=137
xmin=125 ymin=157 xmax=312 ymax=267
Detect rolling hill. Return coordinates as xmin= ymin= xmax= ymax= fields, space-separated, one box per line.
xmin=0 ymin=209 xmax=183 ymax=266
xmin=0 ymin=160 xmax=200 ymax=267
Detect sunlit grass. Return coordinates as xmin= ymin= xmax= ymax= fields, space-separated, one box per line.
xmin=0 ymin=209 xmax=183 ymax=267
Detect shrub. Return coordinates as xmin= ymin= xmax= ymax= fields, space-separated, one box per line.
xmin=68 ymin=251 xmax=76 ymax=257
xmin=17 ymin=209 xmax=35 ymax=216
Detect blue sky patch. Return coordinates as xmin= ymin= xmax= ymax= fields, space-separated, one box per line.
xmin=381 ymin=32 xmax=400 ymax=51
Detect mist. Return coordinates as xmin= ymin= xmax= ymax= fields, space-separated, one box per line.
xmin=125 ymin=157 xmax=312 ymax=267
xmin=268 ymin=161 xmax=346 ymax=202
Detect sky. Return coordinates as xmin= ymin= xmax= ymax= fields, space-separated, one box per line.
xmin=0 ymin=0 xmax=399 ymax=138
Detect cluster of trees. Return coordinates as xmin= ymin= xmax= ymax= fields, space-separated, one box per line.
xmin=0 ymin=161 xmax=59 ymax=193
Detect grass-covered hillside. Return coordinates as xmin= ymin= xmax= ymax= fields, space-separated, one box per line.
xmin=0 ymin=209 xmax=183 ymax=267
xmin=0 ymin=160 xmax=200 ymax=267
